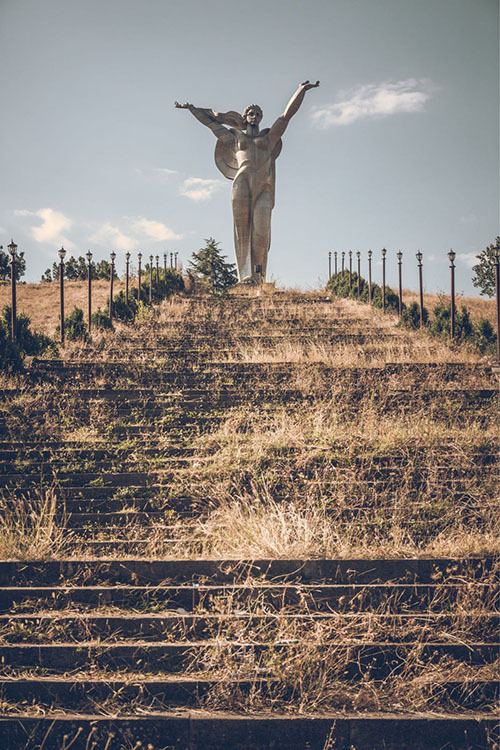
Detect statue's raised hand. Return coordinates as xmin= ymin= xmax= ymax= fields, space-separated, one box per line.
xmin=300 ymin=80 xmax=320 ymax=91
xmin=174 ymin=101 xmax=192 ymax=109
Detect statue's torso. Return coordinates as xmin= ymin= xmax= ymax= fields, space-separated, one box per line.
xmin=233 ymin=130 xmax=272 ymax=172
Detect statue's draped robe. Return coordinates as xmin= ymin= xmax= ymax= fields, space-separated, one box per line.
xmin=215 ymin=130 xmax=282 ymax=282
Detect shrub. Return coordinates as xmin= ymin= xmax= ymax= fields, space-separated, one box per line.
xmin=401 ymin=301 xmax=428 ymax=329
xmin=0 ymin=305 xmax=56 ymax=371
xmin=61 ymin=307 xmax=88 ymax=341
xmin=472 ymin=317 xmax=497 ymax=353
xmin=91 ymin=309 xmax=113 ymax=330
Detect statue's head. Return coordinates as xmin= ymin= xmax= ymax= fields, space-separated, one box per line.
xmin=242 ymin=104 xmax=263 ymax=126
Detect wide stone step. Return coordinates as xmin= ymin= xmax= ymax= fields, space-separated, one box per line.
xmin=0 ymin=713 xmax=496 ymax=750
xmin=1 ymin=557 xmax=493 ymax=585
xmin=1 ymin=612 xmax=497 ymax=642
xmin=0 ymin=676 xmax=496 ymax=710
xmin=0 ymin=583 xmax=495 ymax=613
xmin=0 ymin=641 xmax=496 ymax=673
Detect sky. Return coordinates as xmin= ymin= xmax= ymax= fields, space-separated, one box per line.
xmin=0 ymin=0 xmax=498 ymax=295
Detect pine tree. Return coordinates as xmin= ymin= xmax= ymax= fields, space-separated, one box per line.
xmin=472 ymin=237 xmax=500 ymax=297
xmin=189 ymin=238 xmax=237 ymax=293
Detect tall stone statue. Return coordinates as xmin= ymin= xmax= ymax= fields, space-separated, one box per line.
xmin=175 ymin=80 xmax=320 ymax=284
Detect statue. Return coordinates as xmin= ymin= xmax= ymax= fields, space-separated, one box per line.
xmin=175 ymin=80 xmax=320 ymax=284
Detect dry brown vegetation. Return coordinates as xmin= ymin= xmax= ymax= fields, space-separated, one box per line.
xmin=0 ymin=279 xmax=126 ymax=336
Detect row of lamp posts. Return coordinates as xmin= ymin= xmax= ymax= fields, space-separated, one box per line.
xmin=327 ymin=246 xmax=500 ymax=356
xmin=6 ymin=243 xmax=181 ymax=346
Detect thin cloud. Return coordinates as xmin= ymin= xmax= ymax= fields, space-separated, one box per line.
xmin=135 ymin=167 xmax=179 ymax=179
xmin=133 ymin=218 xmax=181 ymax=241
xmin=457 ymin=252 xmax=479 ymax=269
xmin=15 ymin=207 xmax=74 ymax=248
xmin=180 ymin=177 xmax=224 ymax=202
xmin=90 ymin=223 xmax=136 ymax=251
xmin=311 ymin=78 xmax=434 ymax=128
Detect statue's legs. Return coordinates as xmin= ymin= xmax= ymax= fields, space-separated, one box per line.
xmin=232 ymin=176 xmax=252 ymax=282
xmin=252 ymin=188 xmax=273 ymax=282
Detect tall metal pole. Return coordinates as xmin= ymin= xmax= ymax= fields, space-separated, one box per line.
xmin=381 ymin=248 xmax=387 ymax=312
xmin=356 ymin=251 xmax=360 ymax=299
xmin=334 ymin=251 xmax=337 ymax=275
xmin=495 ymin=244 xmax=500 ymax=364
xmin=170 ymin=252 xmax=173 ymax=268
xmin=8 ymin=240 xmax=17 ymax=341
xmin=58 ymin=246 xmax=66 ymax=344
xmin=348 ymin=250 xmax=352 ymax=292
xmin=155 ymin=255 xmax=159 ymax=285
xmin=109 ymin=251 xmax=116 ymax=322
xmin=86 ymin=251 xmax=92 ymax=333
xmin=125 ymin=252 xmax=130 ymax=305
xmin=448 ymin=249 xmax=456 ymax=339
xmin=416 ymin=251 xmax=424 ymax=328
xmin=175 ymin=252 xmax=178 ymax=270
xmin=397 ymin=251 xmax=403 ymax=318
xmin=149 ymin=255 xmax=153 ymax=302
xmin=328 ymin=251 xmax=331 ymax=280
xmin=138 ymin=252 xmax=142 ymax=303
xmin=368 ymin=250 xmax=372 ymax=304
xmin=341 ymin=251 xmax=345 ymax=274
xmin=164 ymin=253 xmax=167 ymax=279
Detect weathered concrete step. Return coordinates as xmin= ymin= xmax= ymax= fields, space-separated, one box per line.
xmin=0 ymin=712 xmax=496 ymax=750
xmin=1 ymin=557 xmax=493 ymax=586
xmin=0 ymin=583 xmax=495 ymax=613
xmin=65 ymin=512 xmax=186 ymax=526
xmin=0 ymin=641 xmax=496 ymax=672
xmin=0 ymin=677 xmax=496 ymax=709
xmin=0 ymin=676 xmax=275 ymax=706
xmin=2 ymin=612 xmax=497 ymax=641
xmin=0 ymin=446 xmax=195 ymax=461
xmin=0 ymin=471 xmax=156 ymax=488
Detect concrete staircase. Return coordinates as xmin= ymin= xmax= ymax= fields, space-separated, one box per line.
xmin=0 ymin=292 xmax=497 ymax=749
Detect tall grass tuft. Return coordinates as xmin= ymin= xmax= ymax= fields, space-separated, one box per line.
xmin=0 ymin=489 xmax=69 ymax=560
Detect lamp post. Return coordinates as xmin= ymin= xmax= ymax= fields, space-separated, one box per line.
xmin=341 ymin=251 xmax=345 ymax=274
xmin=125 ymin=252 xmax=130 ymax=305
xmin=397 ymin=251 xmax=403 ymax=318
xmin=138 ymin=252 xmax=142 ymax=303
xmin=368 ymin=250 xmax=372 ymax=304
xmin=149 ymin=255 xmax=153 ymax=302
xmin=59 ymin=246 xmax=66 ymax=343
xmin=164 ymin=253 xmax=167 ymax=279
xmin=381 ymin=248 xmax=387 ymax=312
xmin=334 ymin=251 xmax=337 ymax=275
xmin=348 ymin=250 xmax=352 ymax=292
xmin=328 ymin=251 xmax=331 ymax=280
xmin=494 ymin=244 xmax=500 ymax=364
xmin=170 ymin=252 xmax=173 ymax=268
xmin=448 ymin=249 xmax=456 ymax=339
xmin=174 ymin=251 xmax=178 ymax=270
xmin=356 ymin=251 xmax=361 ymax=299
xmin=8 ymin=240 xmax=17 ymax=341
xmin=155 ymin=255 xmax=159 ymax=286
xmin=416 ymin=251 xmax=424 ymax=328
xmin=86 ymin=251 xmax=92 ymax=333
xmin=109 ymin=251 xmax=116 ymax=322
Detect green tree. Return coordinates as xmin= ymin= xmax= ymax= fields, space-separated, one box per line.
xmin=0 ymin=247 xmax=26 ymax=282
xmin=189 ymin=238 xmax=237 ymax=293
xmin=472 ymin=237 xmax=499 ymax=297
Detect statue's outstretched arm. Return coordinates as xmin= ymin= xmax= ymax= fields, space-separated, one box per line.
xmin=174 ymin=101 xmax=233 ymax=141
xmin=268 ymin=81 xmax=320 ymax=145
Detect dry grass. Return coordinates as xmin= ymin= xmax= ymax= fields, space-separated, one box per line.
xmin=0 ymin=279 xmax=126 ymax=336
xmin=402 ymin=288 xmax=497 ymax=325
xmin=0 ymin=489 xmax=71 ymax=560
